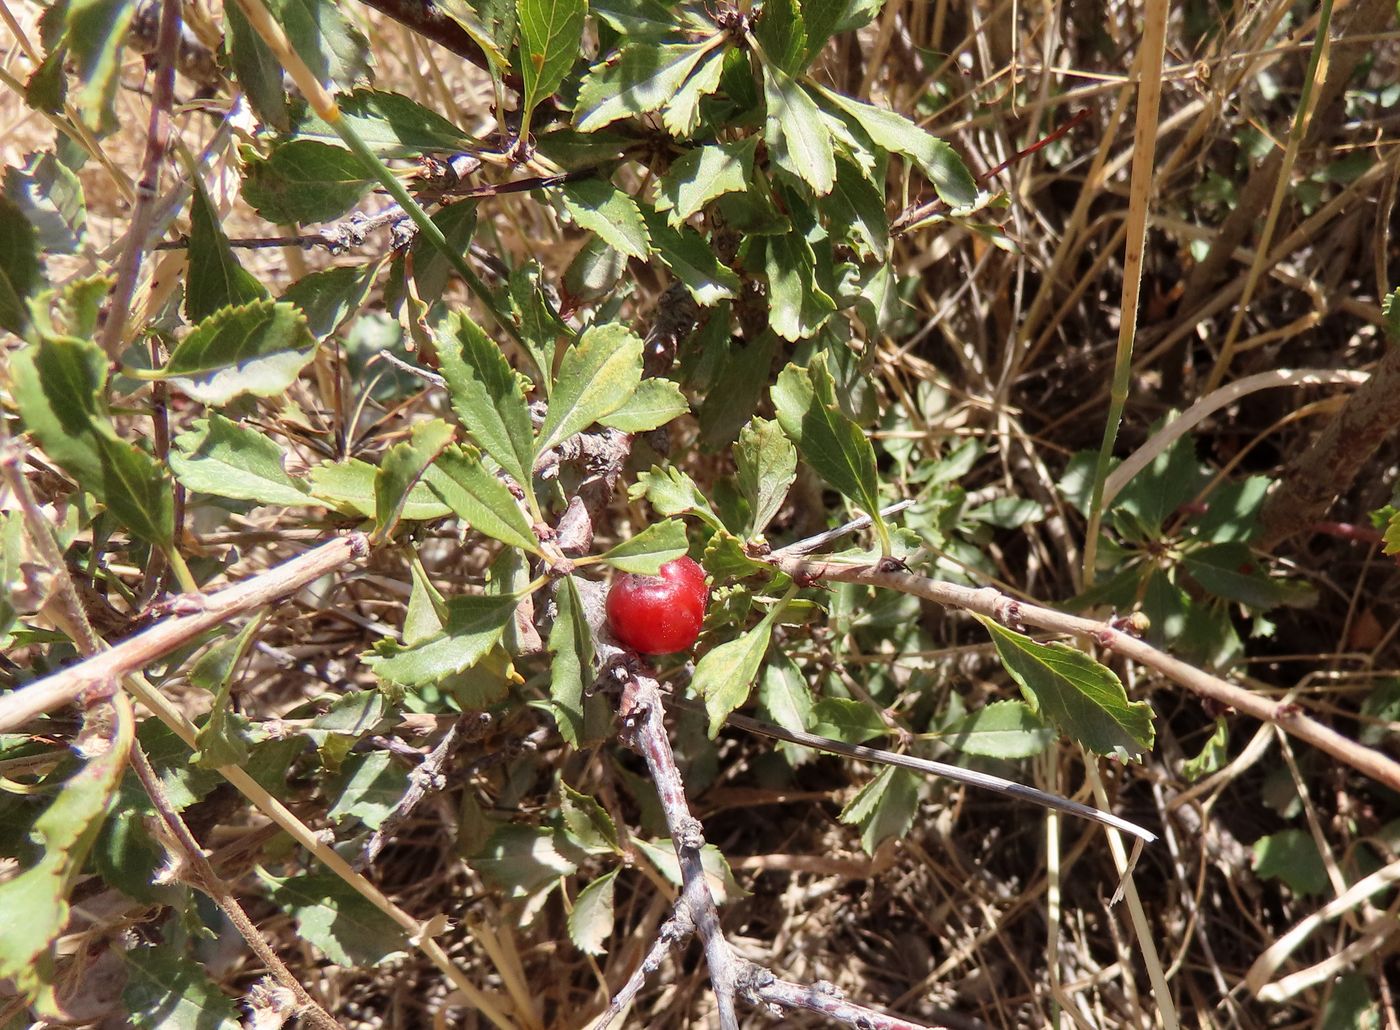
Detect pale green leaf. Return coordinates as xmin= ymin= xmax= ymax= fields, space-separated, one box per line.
xmin=0 ymin=194 xmax=40 ymax=335
xmin=599 ymin=377 xmax=689 ymax=432
xmin=630 ymin=465 xmax=724 ymax=532
xmin=374 ymin=419 xmax=456 ymax=540
xmin=364 ymin=594 xmax=517 ymax=689
xmin=599 ymin=519 xmax=689 ymax=573
xmin=576 ymin=40 xmax=718 ymax=131
xmin=568 ymin=869 xmax=618 ymax=955
xmin=327 ymin=751 xmax=410 ymax=829
xmin=942 ymin=700 xmax=1053 ymax=759
xmin=561 ymin=178 xmax=650 ymax=260
xmin=736 ymin=416 xmax=796 ymax=536
xmin=548 ymin=576 xmax=594 ymax=746
xmin=259 ymin=870 xmax=409 ymax=966
xmin=308 ymin=458 xmax=452 ymax=520
xmin=425 ymin=445 xmax=541 ymax=554
xmin=838 ymin=765 xmax=917 ymax=854
xmin=655 ymin=139 xmax=756 ymax=226
xmin=535 ymin=322 xmax=644 ymax=455
xmin=0 ymin=705 xmax=131 ymax=1000
xmin=4 ymin=151 xmax=85 ymax=255
xmin=156 ymin=300 xmax=317 ymax=406
xmin=810 ymin=697 xmax=885 ymax=744
xmin=692 ymin=611 xmax=778 ymax=736
xmin=123 ymin=943 xmax=241 ymax=1030
xmin=641 ymin=207 xmax=740 ymax=305
xmin=241 ymin=140 xmax=375 ymax=224
xmin=436 ymin=310 xmax=536 ymax=492
xmin=762 ymin=63 xmax=835 ymax=194
xmin=518 ymin=0 xmax=586 ymax=128
xmin=659 ymin=48 xmax=725 ymax=137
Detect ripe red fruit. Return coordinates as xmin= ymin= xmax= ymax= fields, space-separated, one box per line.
xmin=606 ymin=556 xmax=708 ymax=655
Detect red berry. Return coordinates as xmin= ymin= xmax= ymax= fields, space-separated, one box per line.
xmin=606 ymin=556 xmax=708 ymax=655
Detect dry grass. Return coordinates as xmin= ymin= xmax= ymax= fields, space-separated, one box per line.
xmin=3 ymin=0 xmax=1400 ymax=1026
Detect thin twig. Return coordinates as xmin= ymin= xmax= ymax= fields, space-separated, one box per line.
xmin=0 ymin=534 xmax=370 ymax=733
xmin=128 ymin=743 xmax=344 ymax=1030
xmin=594 ymin=909 xmax=696 ymax=1030
xmin=97 ymin=0 xmax=181 ymax=358
xmin=767 ymin=555 xmax=1400 ymax=795
xmin=771 ymin=500 xmax=917 ymax=558
xmin=665 ymin=695 xmax=1157 ymax=843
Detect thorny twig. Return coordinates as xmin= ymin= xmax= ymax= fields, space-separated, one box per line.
xmin=0 ymin=534 xmax=370 ymax=733
xmin=355 ymin=713 xmax=491 ymax=869
xmin=614 ymin=670 xmax=948 ymax=1030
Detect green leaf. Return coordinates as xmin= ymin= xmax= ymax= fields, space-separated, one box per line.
xmin=771 ymin=355 xmax=885 ymax=545
xmin=225 ymin=0 xmax=289 ymax=130
xmin=309 ymin=458 xmax=451 ymax=520
xmin=280 ymin=261 xmax=383 ymax=341
xmin=473 ymin=823 xmax=578 ymax=897
xmin=24 ymin=44 xmax=67 ymax=115
xmin=633 ymin=837 xmax=742 ymax=903
xmin=0 ymin=194 xmax=40 ymax=335
xmin=4 ymin=151 xmax=86 ymax=255
xmin=817 ymin=88 xmax=977 ymax=208
xmin=943 ymin=700 xmax=1053 ymax=759
xmin=548 ymin=577 xmax=594 ymax=746
xmin=425 ymin=445 xmax=540 ymax=554
xmin=762 ymin=63 xmax=835 ymax=194
xmin=289 ymin=89 xmax=479 ymax=156
xmin=561 ymin=177 xmax=650 ymax=260
xmin=122 ymin=942 xmax=241 ymax=1030
xmin=1180 ymin=543 xmax=1317 ymax=610
xmin=755 ymin=0 xmax=806 ymax=73
xmin=838 ymin=766 xmax=917 ymax=854
xmin=655 ymin=139 xmax=756 ymax=226
xmin=756 ymin=651 xmax=814 ymax=739
xmin=823 ymin=152 xmax=889 ymax=261
xmin=576 ymin=40 xmax=719 ymax=131
xmin=810 ymin=697 xmax=886 ymax=744
xmin=374 ymin=419 xmax=456 ymax=540
xmin=630 ymin=465 xmax=724 ymax=532
xmin=155 ymin=300 xmax=317 ymax=406
xmin=1252 ymin=829 xmax=1328 ymax=897
xmin=507 ymin=259 xmax=569 ymax=384
xmin=185 ymin=179 xmax=268 ymax=323
xmin=190 ymin=617 xmax=262 ymax=768
xmin=599 ymin=519 xmax=689 ymax=573
xmin=259 ymin=870 xmax=409 ymax=966
xmin=66 ymin=0 xmax=135 ymax=132
xmin=764 ymin=230 xmax=836 ymax=340
xmin=364 ymin=594 xmax=517 ymax=689
xmin=436 ymin=311 xmax=537 ymax=493
xmin=560 ymin=783 xmax=620 ymax=853
xmin=11 ymin=336 xmax=174 ymax=548
xmin=736 ymin=416 xmax=796 ymax=536
xmin=0 ymin=705 xmax=131 ymax=1002
xmin=599 ymin=377 xmax=689 ymax=432
xmin=798 ymin=0 xmax=850 ymax=67
xmin=697 ymin=332 xmax=776 ymax=447
xmin=1182 ymin=717 xmax=1228 ymax=781
xmin=535 ymin=322 xmax=644 ymax=455
xmin=641 ymin=208 xmax=740 ymax=305
xmin=977 ymin=616 xmax=1155 ymax=760
xmin=517 ymin=0 xmax=586 ymax=130
xmin=568 ymin=868 xmax=618 ymax=955
xmin=1383 ymin=508 xmax=1400 ymax=556
xmin=327 ymin=751 xmax=409 ymax=829
xmin=692 ymin=605 xmax=782 ymax=735
xmin=241 ymin=140 xmax=376 ymax=224
xmin=437 ymin=0 xmax=516 ymax=69
xmin=267 ymin=0 xmax=372 ymax=89
xmin=659 ymin=49 xmax=725 ymax=137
